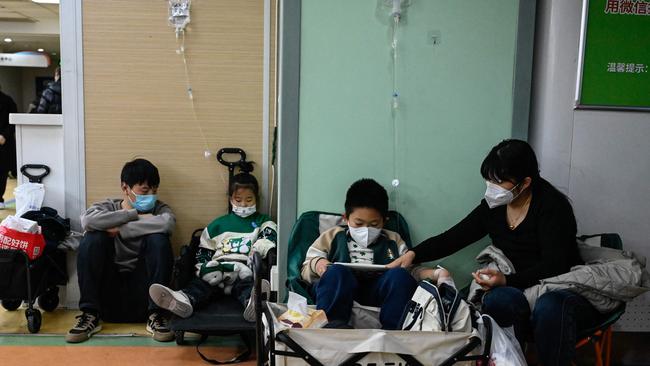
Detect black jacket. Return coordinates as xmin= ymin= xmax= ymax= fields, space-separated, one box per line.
xmin=35 ymin=80 xmax=62 ymax=114
xmin=0 ymin=91 xmax=17 ymax=169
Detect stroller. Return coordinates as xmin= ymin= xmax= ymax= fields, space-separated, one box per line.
xmin=169 ymin=148 xmax=276 ymax=364
xmin=0 ymin=165 xmax=69 ymax=333
xmin=260 ymin=210 xmax=492 ymax=366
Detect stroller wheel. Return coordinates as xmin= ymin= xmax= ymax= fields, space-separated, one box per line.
xmin=38 ymin=288 xmax=60 ymax=312
xmin=26 ymin=308 xmax=42 ymax=333
xmin=175 ymin=331 xmax=185 ymax=345
xmin=1 ymin=299 xmax=22 ymax=311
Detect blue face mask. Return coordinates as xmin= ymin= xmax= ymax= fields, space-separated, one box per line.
xmin=129 ymin=190 xmax=157 ymax=212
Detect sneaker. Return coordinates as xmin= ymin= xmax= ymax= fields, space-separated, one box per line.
xmin=149 ymin=284 xmax=193 ymax=318
xmin=146 ymin=312 xmax=175 ymax=342
xmin=243 ymin=279 xmax=271 ymax=322
xmin=65 ymin=312 xmax=102 ymax=343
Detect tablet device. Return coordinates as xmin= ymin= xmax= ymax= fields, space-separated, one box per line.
xmin=333 ymin=262 xmax=388 ymax=272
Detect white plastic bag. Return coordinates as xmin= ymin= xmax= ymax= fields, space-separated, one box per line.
xmin=0 ymin=216 xmax=41 ymax=234
xmin=481 ymin=315 xmax=527 ymax=366
xmin=14 ymin=183 xmax=45 ymax=217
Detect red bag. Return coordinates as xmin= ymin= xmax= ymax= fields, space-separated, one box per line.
xmin=0 ymin=225 xmax=46 ymax=260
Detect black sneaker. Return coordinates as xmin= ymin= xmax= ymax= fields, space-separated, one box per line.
xmin=65 ymin=312 xmax=102 ymax=343
xmin=146 ymin=312 xmax=175 ymax=342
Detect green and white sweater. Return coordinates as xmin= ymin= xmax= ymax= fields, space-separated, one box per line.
xmin=195 ymin=212 xmax=277 ymax=291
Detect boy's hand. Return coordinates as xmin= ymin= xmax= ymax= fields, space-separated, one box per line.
xmin=315 ymin=258 xmax=331 ymax=277
xmin=138 ymin=213 xmax=154 ymax=219
xmin=472 ymin=268 xmax=506 ymax=290
xmin=0 ymin=135 xmax=5 ymax=145
xmin=106 ymin=227 xmax=120 ymax=237
xmin=386 ymin=250 xmax=415 ymax=269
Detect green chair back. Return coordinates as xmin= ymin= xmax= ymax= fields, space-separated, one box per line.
xmin=285 ymin=210 xmax=411 ymax=303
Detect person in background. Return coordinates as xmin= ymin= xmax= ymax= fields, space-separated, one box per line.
xmin=35 ymin=67 xmax=62 ymax=114
xmin=66 ymin=158 xmax=176 ymax=343
xmin=0 ymin=85 xmax=17 ymax=210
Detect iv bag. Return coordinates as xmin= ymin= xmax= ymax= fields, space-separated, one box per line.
xmin=169 ymin=0 xmax=191 ymax=33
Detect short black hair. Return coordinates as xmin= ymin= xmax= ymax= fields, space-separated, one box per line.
xmin=120 ymin=159 xmax=160 ymax=188
xmin=229 ymin=161 xmax=258 ymax=199
xmin=480 ymin=139 xmax=540 ymax=185
xmin=344 ymin=178 xmax=389 ymax=218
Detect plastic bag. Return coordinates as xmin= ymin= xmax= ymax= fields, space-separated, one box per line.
xmin=481 ymin=315 xmax=527 ymax=366
xmin=278 ymin=292 xmax=328 ymax=328
xmin=0 ymin=215 xmax=40 ymax=234
xmin=14 ymin=183 xmax=45 ymax=217
xmin=0 ymin=217 xmax=46 ymax=260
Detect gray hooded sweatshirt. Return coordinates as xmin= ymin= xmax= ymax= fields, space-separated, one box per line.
xmin=80 ymin=198 xmax=175 ymax=272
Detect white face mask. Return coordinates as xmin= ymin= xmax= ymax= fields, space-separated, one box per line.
xmin=232 ymin=204 xmax=256 ymax=218
xmin=484 ymin=181 xmax=521 ymax=209
xmin=348 ymin=226 xmax=382 ymax=247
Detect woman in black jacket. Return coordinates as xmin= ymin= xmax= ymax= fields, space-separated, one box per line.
xmin=389 ymin=139 xmax=602 ymax=366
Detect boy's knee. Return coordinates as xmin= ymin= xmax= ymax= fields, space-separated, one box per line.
xmin=318 ymin=264 xmax=357 ymax=293
xmin=79 ymin=231 xmax=111 ymax=251
xmin=385 ymin=267 xmax=416 ymax=286
xmin=143 ymin=233 xmax=171 ymax=250
xmin=322 ymin=263 xmax=354 ymax=281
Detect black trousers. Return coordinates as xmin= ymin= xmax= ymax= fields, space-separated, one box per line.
xmin=182 ymin=275 xmax=253 ymax=310
xmin=0 ymin=161 xmax=7 ymax=203
xmin=0 ymin=138 xmax=15 ymax=202
xmin=77 ymin=231 xmax=173 ymax=322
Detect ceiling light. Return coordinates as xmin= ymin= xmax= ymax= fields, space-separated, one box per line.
xmin=31 ymin=0 xmax=60 ymax=4
xmin=37 ymin=48 xmax=44 ymax=52
xmin=4 ymin=38 xmax=12 ymax=43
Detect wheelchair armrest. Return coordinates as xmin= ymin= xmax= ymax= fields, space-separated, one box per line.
xmin=265 ymin=247 xmax=277 ymax=267
xmin=251 ymin=251 xmax=264 ymax=279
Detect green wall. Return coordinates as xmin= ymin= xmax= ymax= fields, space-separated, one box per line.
xmin=297 ymin=0 xmax=522 ymax=283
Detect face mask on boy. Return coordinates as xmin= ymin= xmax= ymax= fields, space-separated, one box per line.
xmin=232 ymin=204 xmax=256 ymax=218
xmin=129 ymin=191 xmax=157 ymax=212
xmin=348 ymin=226 xmax=381 ymax=247
xmin=484 ymin=181 xmax=521 ymax=209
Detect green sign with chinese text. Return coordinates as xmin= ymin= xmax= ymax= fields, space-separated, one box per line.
xmin=578 ymin=0 xmax=650 ymax=109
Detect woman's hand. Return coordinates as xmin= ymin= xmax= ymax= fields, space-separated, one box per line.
xmin=315 ymin=258 xmax=331 ymax=277
xmin=472 ymin=268 xmax=506 ymax=290
xmin=387 ymin=250 xmax=416 ymax=269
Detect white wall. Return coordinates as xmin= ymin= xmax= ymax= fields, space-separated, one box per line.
xmin=0 ymin=67 xmax=23 ymax=112
xmin=530 ymin=0 xmax=650 ymax=332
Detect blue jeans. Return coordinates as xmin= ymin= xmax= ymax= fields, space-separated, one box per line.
xmin=313 ymin=264 xmax=417 ymax=330
xmin=483 ymin=287 xmax=604 ymax=366
xmin=77 ymin=231 xmax=173 ymax=322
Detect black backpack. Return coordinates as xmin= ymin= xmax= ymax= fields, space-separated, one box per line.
xmin=21 ymin=207 xmax=70 ymax=242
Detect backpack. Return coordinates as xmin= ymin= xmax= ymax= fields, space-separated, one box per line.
xmin=400 ymin=280 xmax=473 ymax=332
xmin=21 ymin=207 xmax=70 ymax=243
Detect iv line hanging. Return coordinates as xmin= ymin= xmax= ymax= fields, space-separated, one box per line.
xmin=385 ymin=0 xmax=409 ymax=212
xmin=168 ymin=0 xmax=218 ymax=166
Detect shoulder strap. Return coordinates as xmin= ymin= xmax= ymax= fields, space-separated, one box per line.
xmin=196 ymin=335 xmax=252 ymax=364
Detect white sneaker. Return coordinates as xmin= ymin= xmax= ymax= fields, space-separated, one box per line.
xmin=149 ymin=284 xmax=193 ymax=318
xmin=243 ymin=279 xmax=271 ymax=322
